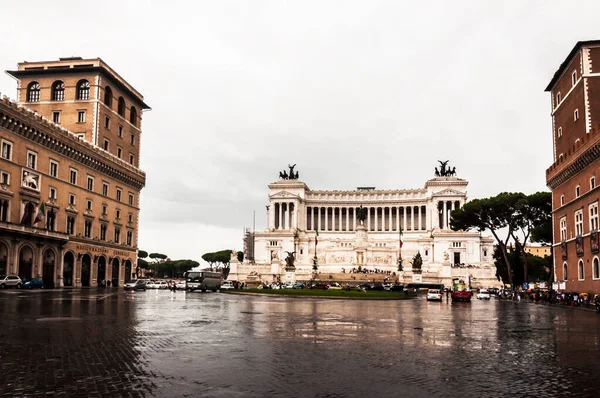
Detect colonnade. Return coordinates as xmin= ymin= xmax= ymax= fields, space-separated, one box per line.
xmin=438 ymin=200 xmax=461 ymax=229
xmin=305 ymin=205 xmax=428 ymax=232
xmin=268 ymin=202 xmax=297 ymax=230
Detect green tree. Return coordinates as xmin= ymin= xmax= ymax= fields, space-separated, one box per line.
xmin=411 ymin=252 xmax=423 ymax=272
xmin=451 ymin=192 xmax=525 ymax=287
xmin=237 ymin=251 xmax=244 ymax=262
xmin=138 ymin=250 xmax=148 ymax=259
xmin=201 ymin=252 xmax=216 ymax=269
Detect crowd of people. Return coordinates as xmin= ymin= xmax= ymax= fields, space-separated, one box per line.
xmin=498 ymin=288 xmax=598 ymax=308
xmin=347 ymin=267 xmax=394 ymax=275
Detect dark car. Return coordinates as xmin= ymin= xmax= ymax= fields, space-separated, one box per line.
xmin=372 ymin=283 xmax=385 ymax=291
xmin=358 ymin=282 xmax=372 ymax=290
xmin=310 ymin=283 xmax=329 ymax=290
xmin=23 ymin=278 xmax=44 ymax=289
xmin=124 ymin=279 xmax=147 ymax=291
xmin=390 ymin=284 xmax=405 ymax=292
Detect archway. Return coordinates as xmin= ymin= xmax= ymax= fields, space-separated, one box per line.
xmin=42 ymin=248 xmax=55 ymax=288
xmin=97 ymin=256 xmax=107 ymax=286
xmin=81 ymin=254 xmax=91 ymax=287
xmin=0 ymin=241 xmax=7 ymax=276
xmin=18 ymin=245 xmax=34 ymax=282
xmin=111 ymin=258 xmax=120 ymax=287
xmin=63 ymin=252 xmax=74 ymax=286
xmin=124 ymin=259 xmax=132 ymax=283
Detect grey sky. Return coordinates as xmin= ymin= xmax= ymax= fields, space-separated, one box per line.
xmin=0 ymin=0 xmax=597 ymax=261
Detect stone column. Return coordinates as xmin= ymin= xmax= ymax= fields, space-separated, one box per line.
xmin=367 ymin=208 xmax=371 ymax=231
xmin=318 ymin=207 xmax=322 ymax=231
xmin=325 ymin=207 xmax=329 ymax=231
xmin=442 ymin=201 xmax=447 ymax=229
xmin=35 ymin=243 xmax=44 ymax=278
xmin=57 ymin=246 xmax=65 ymax=287
xmin=266 ymin=205 xmax=271 ymax=230
xmin=425 ymin=204 xmax=430 ymax=230
xmin=375 ymin=208 xmax=379 ymax=231
xmin=418 ymin=206 xmax=422 ymax=231
xmin=403 ymin=207 xmax=407 ymax=232
xmin=396 ymin=207 xmax=400 ymax=232
xmin=353 ymin=207 xmax=357 ymax=231
xmin=75 ymin=256 xmax=82 ymax=287
xmin=389 ymin=207 xmax=393 ymax=231
xmin=91 ymin=257 xmax=98 ymax=286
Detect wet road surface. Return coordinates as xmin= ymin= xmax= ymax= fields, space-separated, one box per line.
xmin=1 ymin=289 xmax=600 ymax=397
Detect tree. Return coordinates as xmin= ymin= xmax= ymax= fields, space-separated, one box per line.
xmin=201 ymin=252 xmax=216 ymax=269
xmin=149 ymin=253 xmax=168 ymax=263
xmin=411 ymin=252 xmax=423 ymax=272
xmin=237 ymin=251 xmax=244 ymax=262
xmin=511 ymin=192 xmax=552 ymax=283
xmin=451 ymin=192 xmax=526 ymax=287
xmin=138 ymin=250 xmax=148 ymax=259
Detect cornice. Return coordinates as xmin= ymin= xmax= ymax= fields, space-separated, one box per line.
xmin=0 ymin=98 xmax=146 ymax=190
xmin=547 ymin=141 xmax=600 ymax=189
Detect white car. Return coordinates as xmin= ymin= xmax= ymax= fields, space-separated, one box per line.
xmin=176 ymin=281 xmax=186 ymax=290
xmin=283 ymin=283 xmax=294 ymax=289
xmin=328 ymin=283 xmax=342 ymax=290
xmin=157 ymin=281 xmax=169 ymax=289
xmin=426 ymin=289 xmax=442 ymax=301
xmin=477 ymin=289 xmax=491 ymax=300
xmin=221 ymin=281 xmax=234 ymax=290
xmin=146 ymin=281 xmax=159 ymax=289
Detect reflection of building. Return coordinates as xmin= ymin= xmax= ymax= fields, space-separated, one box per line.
xmin=231 ymin=171 xmax=500 ymax=288
xmin=0 ymin=57 xmax=149 ymax=287
xmin=545 ymin=41 xmax=600 ymax=295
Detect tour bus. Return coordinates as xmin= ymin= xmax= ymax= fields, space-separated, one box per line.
xmin=185 ymin=269 xmax=222 ymax=292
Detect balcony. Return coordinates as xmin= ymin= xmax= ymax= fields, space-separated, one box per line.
xmin=0 ymin=220 xmax=69 ymax=242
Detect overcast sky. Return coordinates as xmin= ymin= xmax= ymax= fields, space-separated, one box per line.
xmin=1 ymin=1 xmax=598 ymax=262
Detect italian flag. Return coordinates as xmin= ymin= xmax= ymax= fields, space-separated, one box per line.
xmin=315 ymin=229 xmax=319 ymax=246
xmin=34 ymin=203 xmax=46 ymax=224
xmin=399 ymin=227 xmax=403 ymax=249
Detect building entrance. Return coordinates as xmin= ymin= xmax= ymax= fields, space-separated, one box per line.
xmin=81 ymin=254 xmax=91 ymax=287
xmin=124 ymin=259 xmax=132 ymax=283
xmin=63 ymin=252 xmax=74 ymax=286
xmin=42 ymin=249 xmax=55 ymax=288
xmin=18 ymin=245 xmax=33 ymax=282
xmin=111 ymin=258 xmax=120 ymax=287
xmin=0 ymin=242 xmax=7 ymax=276
xmin=97 ymin=256 xmax=106 ymax=286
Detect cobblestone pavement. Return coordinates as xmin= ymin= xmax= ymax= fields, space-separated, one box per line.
xmin=1 ymin=289 xmax=600 ymax=397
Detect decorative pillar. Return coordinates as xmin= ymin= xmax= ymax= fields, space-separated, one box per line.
xmin=389 ymin=207 xmax=393 ymax=231
xmin=75 ymin=256 xmax=83 ymax=287
xmin=442 ymin=202 xmax=447 ymax=229
xmin=317 ymin=207 xmax=322 ymax=231
xmin=292 ymin=203 xmax=298 ymax=230
xmin=353 ymin=207 xmax=357 ymax=231
xmin=325 ymin=207 xmax=329 ymax=231
xmin=57 ymin=246 xmax=65 ymax=287
xmin=425 ymin=204 xmax=430 ymax=230
xmin=367 ymin=208 xmax=371 ymax=231
xmin=403 ymin=207 xmax=407 ymax=232
xmin=396 ymin=207 xmax=400 ymax=232
xmin=266 ymin=205 xmax=271 ymax=230
xmin=418 ymin=206 xmax=422 ymax=231
xmin=375 ymin=208 xmax=379 ymax=231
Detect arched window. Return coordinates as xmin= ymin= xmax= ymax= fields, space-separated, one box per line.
xmin=76 ymin=80 xmax=90 ymax=100
xmin=118 ymin=97 xmax=125 ymax=116
xmin=593 ymin=257 xmax=599 ymax=279
xmin=21 ymin=202 xmax=35 ymax=226
xmin=130 ymin=106 xmax=137 ymax=126
xmin=27 ymin=82 xmax=40 ymax=102
xmin=563 ymin=262 xmax=568 ymax=280
xmin=104 ymin=86 xmax=113 ymax=107
xmin=578 ymin=260 xmax=585 ymax=280
xmin=51 ymin=81 xmax=65 ymax=101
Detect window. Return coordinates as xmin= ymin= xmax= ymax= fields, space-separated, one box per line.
xmin=118 ymin=97 xmax=126 ymax=116
xmin=103 ymin=139 xmax=109 ymax=151
xmin=592 ymin=177 xmax=596 ymax=190
xmin=105 ymin=116 xmax=110 ymax=129
xmin=0 ymin=199 xmax=8 ymax=222
xmin=27 ymin=82 xmax=40 ymax=102
xmin=116 ymin=209 xmax=121 ymax=219
xmin=118 ymin=125 xmax=123 ymax=137
xmin=130 ymin=106 xmax=137 ymax=126
xmin=590 ymin=202 xmax=599 ymax=231
xmin=77 ymin=111 xmax=86 ymax=123
xmin=1 ymin=140 xmax=12 ymax=160
xmin=560 ymin=195 xmax=564 ymax=206
xmin=574 ymin=109 xmax=579 ymax=121
xmin=102 ymin=182 xmax=108 ymax=196
xmin=84 ymin=220 xmax=92 ymax=238
xmin=68 ymin=194 xmax=75 ymax=205
xmin=575 ymin=209 xmax=584 ymax=236
xmin=69 ymin=168 xmax=77 ymax=185
xmin=128 ymin=193 xmax=134 ymax=206
xmin=27 ymin=151 xmax=37 ymax=169
xmin=102 ymin=205 xmax=107 ymax=216
xmin=560 ymin=217 xmax=567 ymax=241
xmin=87 ymin=176 xmax=94 ymax=191
xmin=49 ymin=187 xmax=57 ymax=201
xmin=100 ymin=224 xmax=107 ymax=241
xmin=128 ymin=213 xmax=133 ymax=223
xmin=572 ymin=70 xmax=577 ymax=86
xmin=0 ymin=171 xmax=9 ymax=185
xmin=76 ymin=80 xmax=90 ymax=100
xmin=558 ymin=127 xmax=562 ymax=138
xmin=578 ymin=260 xmax=585 ymax=281
xmin=576 ymin=185 xmax=580 ymax=198
xmin=104 ymin=86 xmax=113 ymax=107
xmin=49 ymin=160 xmax=58 ymax=177
xmin=114 ymin=227 xmax=121 ymax=243
xmin=66 ymin=216 xmax=75 ymax=235
xmin=117 ymin=147 xmax=122 ymax=159
xmin=77 ymin=134 xmax=85 ymax=140
xmin=86 ymin=200 xmax=92 ymax=211
xmin=52 ymin=111 xmax=60 ymax=124
xmin=563 ymin=262 xmax=568 ymax=280
xmin=46 ymin=210 xmax=56 ymax=231
xmin=129 ymin=154 xmax=134 ymax=165
xmin=51 ymin=81 xmax=65 ymax=101
xmin=127 ymin=230 xmax=132 ymax=246
xmin=594 ymin=257 xmax=600 ymax=280
xmin=130 ymin=133 xmax=135 ymax=145
xmin=116 ymin=189 xmax=122 ymax=202
xmin=556 ymin=92 xmax=561 ymax=106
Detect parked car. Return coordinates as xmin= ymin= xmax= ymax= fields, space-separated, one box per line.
xmin=357 ymin=282 xmax=372 ymax=290
xmin=0 ymin=275 xmax=22 ymax=289
xmin=390 ymin=284 xmax=405 ymax=292
xmin=427 ymin=288 xmax=443 ymax=301
xmin=23 ymin=277 xmax=44 ymax=289
xmin=157 ymin=281 xmax=169 ymax=289
xmin=145 ymin=281 xmax=158 ymax=289
xmin=283 ymin=283 xmax=295 ymax=289
xmin=328 ymin=282 xmax=342 ymax=290
xmin=176 ymin=281 xmax=186 ymax=290
xmin=477 ymin=289 xmax=491 ymax=300
xmin=124 ymin=279 xmax=147 ymax=291
xmin=293 ymin=282 xmax=305 ymax=289
xmin=310 ymin=283 xmax=329 ymax=290
xmin=221 ymin=281 xmax=235 ymax=290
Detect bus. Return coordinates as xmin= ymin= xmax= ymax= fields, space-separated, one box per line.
xmin=185 ymin=270 xmax=221 ymax=292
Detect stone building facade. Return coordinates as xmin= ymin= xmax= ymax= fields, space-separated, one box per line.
xmin=0 ymin=57 xmax=148 ymax=287
xmin=232 ymin=172 xmax=500 ymax=288
xmin=546 ymin=40 xmax=600 ymax=295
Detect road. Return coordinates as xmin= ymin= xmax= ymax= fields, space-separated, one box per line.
xmin=0 ymin=289 xmax=598 ymax=397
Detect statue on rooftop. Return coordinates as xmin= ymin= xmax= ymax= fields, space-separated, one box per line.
xmin=356 ymin=205 xmax=368 ymax=225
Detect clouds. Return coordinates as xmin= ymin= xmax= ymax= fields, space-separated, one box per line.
xmin=0 ymin=0 xmax=598 ymax=260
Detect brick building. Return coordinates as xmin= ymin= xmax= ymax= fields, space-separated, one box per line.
xmin=546 ymin=41 xmax=600 ymax=294
xmin=0 ymin=57 xmax=148 ymax=287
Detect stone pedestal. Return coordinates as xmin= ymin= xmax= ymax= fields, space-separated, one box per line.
xmin=271 ymin=260 xmax=282 ymax=278
xmin=284 ymin=266 xmax=296 ymax=283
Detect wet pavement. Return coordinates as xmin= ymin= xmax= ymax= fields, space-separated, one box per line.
xmin=1 ymin=289 xmax=600 ymax=397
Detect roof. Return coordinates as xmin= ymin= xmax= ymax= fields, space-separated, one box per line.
xmin=545 ymin=40 xmax=600 ymax=92
xmin=5 ymin=57 xmax=150 ymax=110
